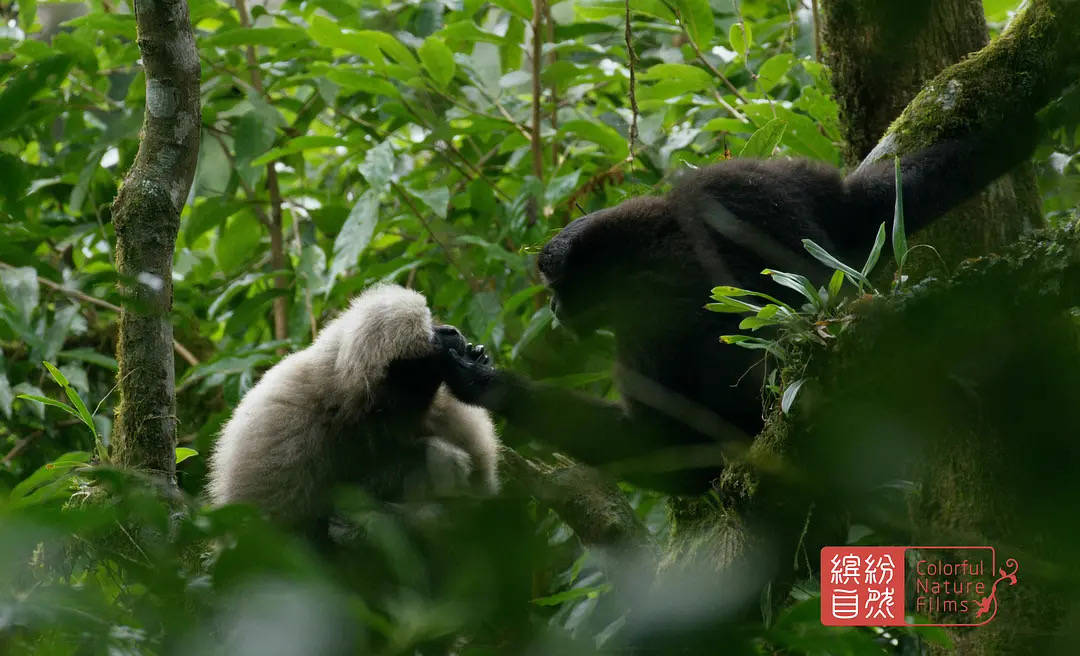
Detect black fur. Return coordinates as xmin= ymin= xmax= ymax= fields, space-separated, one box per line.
xmin=443 ymin=122 xmax=1038 ymax=493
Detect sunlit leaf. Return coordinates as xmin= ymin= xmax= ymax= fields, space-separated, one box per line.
xmin=740 ymin=119 xmax=787 ymax=159
xmin=674 ymin=0 xmax=714 ymax=50
xmin=175 ymin=447 xmax=199 ymax=464
xmin=419 ymin=37 xmax=456 ymax=88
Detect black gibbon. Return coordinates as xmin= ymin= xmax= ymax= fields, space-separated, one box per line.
xmin=208 ymin=284 xmax=500 ymax=531
xmin=440 ymin=122 xmax=1039 ymax=493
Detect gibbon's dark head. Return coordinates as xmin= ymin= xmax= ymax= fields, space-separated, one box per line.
xmin=538 ymin=196 xmax=703 ymax=333
xmin=432 ymin=323 xmax=467 ymax=355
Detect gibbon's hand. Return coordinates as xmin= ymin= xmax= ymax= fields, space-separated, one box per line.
xmin=441 ymin=342 xmax=495 ymax=405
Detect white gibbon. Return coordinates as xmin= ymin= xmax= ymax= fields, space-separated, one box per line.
xmin=207 ymin=284 xmax=499 ymax=531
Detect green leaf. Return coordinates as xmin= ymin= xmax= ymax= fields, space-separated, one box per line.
xmin=861 ymin=222 xmax=887 ymax=281
xmin=62 ymin=386 xmax=97 ymax=439
xmin=250 ymin=136 xmax=347 ymax=168
xmin=802 ymin=239 xmax=867 ymax=289
xmin=15 ymin=394 xmax=80 ymax=419
xmin=439 ymin=21 xmax=506 ymax=45
xmin=892 ymin=157 xmax=908 ymax=269
xmin=204 ymin=27 xmax=309 ymax=47
xmin=175 ymin=447 xmax=199 ymax=464
xmin=419 ymin=37 xmax=456 ymax=88
xmin=557 ymin=120 xmax=629 ymax=162
xmin=17 ymin=0 xmax=36 ymax=31
xmin=757 ymin=53 xmax=793 ymax=93
xmin=490 ymin=0 xmax=532 ymax=20
xmin=409 ymin=186 xmax=450 ymax=219
xmin=739 ymin=118 xmax=786 ymax=159
xmin=9 ymin=451 xmax=91 ymax=506
xmin=532 ymin=583 xmax=613 ymax=606
xmin=720 ymin=335 xmax=786 ymax=360
xmin=761 ymin=268 xmax=822 ymax=310
xmin=675 ymin=0 xmax=714 ymax=50
xmin=186 ymin=198 xmax=247 ymax=245
xmin=638 ymin=63 xmax=712 ymax=100
xmin=0 ymin=56 xmax=72 ymax=137
xmin=234 ymin=109 xmax=279 ymax=173
xmin=728 ymin=21 xmax=752 ymax=57
xmin=215 ymin=213 xmax=263 ymax=273
xmin=743 ymin=104 xmax=839 ymax=164
xmin=357 ymin=30 xmax=420 ymax=72
xmin=320 ymin=69 xmax=400 ymax=98
xmin=0 ymin=265 xmax=39 ymax=324
xmin=710 ymin=286 xmax=795 ymax=313
xmin=545 ymin=170 xmax=581 ymax=208
xmin=42 ymin=361 xmax=69 ymax=387
xmin=706 ymin=297 xmax=763 ymax=314
xmin=739 ymin=314 xmax=785 ymax=331
xmin=64 ymin=13 xmax=136 ymax=40
xmin=0 ymin=365 xmax=12 ymax=419
xmin=828 ymin=270 xmax=845 ymax=301
xmin=331 ymin=190 xmax=379 ymax=281
xmin=359 ymin=141 xmax=395 ymax=188
xmin=781 ymin=378 xmax=806 ymax=414
xmin=702 ymin=117 xmax=753 ymax=134
xmin=307 ymin=16 xmax=385 ymax=66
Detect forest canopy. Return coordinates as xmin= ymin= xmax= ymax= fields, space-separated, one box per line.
xmin=1 ymin=0 xmax=1079 ymax=653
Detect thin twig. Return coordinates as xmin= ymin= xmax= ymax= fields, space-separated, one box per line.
xmin=546 ymin=0 xmax=559 ymax=168
xmin=0 ymin=262 xmax=199 ymax=366
xmin=2 ymin=419 xmax=81 ymax=465
xmin=390 ymin=183 xmax=483 ymax=293
xmin=625 ymin=0 xmax=639 ymax=162
xmin=531 ymin=0 xmax=545 ymax=179
xmin=812 ymin=0 xmax=821 ymax=62
xmin=235 ymin=0 xmax=289 ymax=342
xmin=670 ymin=6 xmax=749 ymax=104
xmin=472 ymin=86 xmax=535 ymax=141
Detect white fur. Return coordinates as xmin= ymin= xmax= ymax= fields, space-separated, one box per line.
xmin=207 ymin=284 xmax=500 ymax=526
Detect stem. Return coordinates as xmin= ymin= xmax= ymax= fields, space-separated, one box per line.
xmin=625 ymin=0 xmax=639 ymax=161
xmin=530 ymin=0 xmax=545 ymax=179
xmin=236 ymin=0 xmax=289 ymax=342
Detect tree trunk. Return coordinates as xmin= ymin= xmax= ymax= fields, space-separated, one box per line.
xmin=822 ymin=0 xmax=1042 ymax=275
xmin=110 ymin=0 xmax=201 ymax=480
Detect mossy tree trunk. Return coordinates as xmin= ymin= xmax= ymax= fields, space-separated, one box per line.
xmin=110 ymin=0 xmax=201 ymax=480
xmin=822 ymin=0 xmax=1042 ymax=274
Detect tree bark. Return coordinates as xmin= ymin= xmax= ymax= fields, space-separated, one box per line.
xmin=822 ymin=0 xmax=988 ymax=166
xmin=822 ymin=0 xmax=1043 ymax=275
xmin=110 ymin=0 xmax=200 ymax=479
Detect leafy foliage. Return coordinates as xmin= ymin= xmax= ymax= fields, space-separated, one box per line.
xmin=0 ymin=0 xmax=1074 ymax=653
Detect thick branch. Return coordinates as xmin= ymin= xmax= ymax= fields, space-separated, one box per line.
xmin=862 ymin=0 xmax=1080 ymax=164
xmin=110 ymin=0 xmax=200 ymax=479
xmin=500 ymin=447 xmax=654 ymax=562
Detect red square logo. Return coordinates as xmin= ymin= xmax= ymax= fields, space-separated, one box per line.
xmin=821 ymin=547 xmax=906 ymax=626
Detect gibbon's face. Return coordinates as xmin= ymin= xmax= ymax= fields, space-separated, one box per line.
xmin=539 ymin=196 xmax=681 ymax=334
xmin=432 ymin=323 xmax=468 ymax=355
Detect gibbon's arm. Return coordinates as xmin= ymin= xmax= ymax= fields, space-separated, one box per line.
xmin=441 ymin=348 xmax=723 ymax=491
xmin=833 ymin=120 xmax=1039 ymax=257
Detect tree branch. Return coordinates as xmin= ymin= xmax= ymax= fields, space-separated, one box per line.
xmin=500 ymin=447 xmax=655 ymax=561
xmin=235 ymin=0 xmax=289 ymax=343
